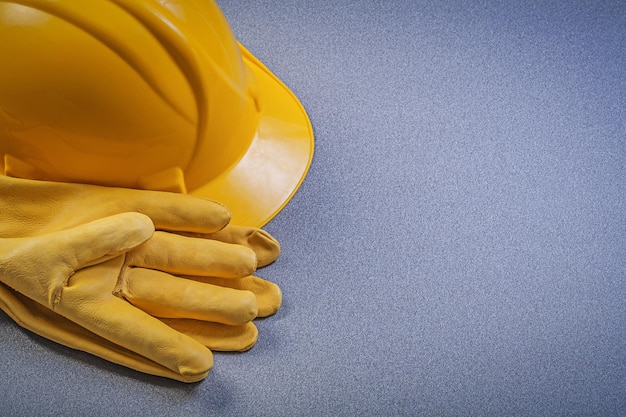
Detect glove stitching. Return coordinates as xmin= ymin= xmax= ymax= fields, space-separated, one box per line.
xmin=51 ymin=270 xmax=73 ymax=310
xmin=112 ymin=252 xmax=130 ymax=300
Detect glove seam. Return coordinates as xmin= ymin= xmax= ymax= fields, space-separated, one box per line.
xmin=51 ymin=270 xmax=73 ymax=311
xmin=112 ymin=252 xmax=130 ymax=300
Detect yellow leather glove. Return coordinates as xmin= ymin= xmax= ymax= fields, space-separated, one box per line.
xmin=0 ymin=174 xmax=282 ymax=314
xmin=0 ymin=213 xmax=217 ymax=381
xmin=0 ymin=175 xmax=282 ymax=381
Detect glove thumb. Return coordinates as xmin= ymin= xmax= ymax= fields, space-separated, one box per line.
xmin=0 ymin=212 xmax=155 ymax=308
xmin=58 ymin=212 xmax=155 ymax=270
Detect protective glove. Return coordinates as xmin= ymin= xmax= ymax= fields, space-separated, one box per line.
xmin=0 ymin=175 xmax=283 ymax=381
xmin=0 ymin=213 xmax=217 ymax=381
xmin=0 ymin=174 xmax=282 ymax=316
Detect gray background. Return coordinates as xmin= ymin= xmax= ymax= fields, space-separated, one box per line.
xmin=1 ymin=1 xmax=625 ymax=415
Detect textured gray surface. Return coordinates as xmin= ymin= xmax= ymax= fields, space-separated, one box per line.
xmin=1 ymin=1 xmax=625 ymax=415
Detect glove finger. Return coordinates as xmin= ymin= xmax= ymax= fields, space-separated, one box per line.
xmin=112 ymin=187 xmax=232 ymax=234
xmin=162 ymin=318 xmax=258 ymax=352
xmin=0 ymin=283 xmax=205 ymax=382
xmin=0 ymin=176 xmax=230 ymax=236
xmin=55 ymin=212 xmax=154 ymax=270
xmin=219 ymin=226 xmax=280 ymax=268
xmin=59 ymin=258 xmax=214 ymax=380
xmin=122 ymin=267 xmax=258 ymax=325
xmin=199 ymin=276 xmax=282 ymax=318
xmin=126 ymin=231 xmax=257 ymax=278
xmin=181 ymin=225 xmax=281 ymax=268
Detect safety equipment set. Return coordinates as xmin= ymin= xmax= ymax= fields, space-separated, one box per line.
xmin=0 ymin=0 xmax=313 ymax=382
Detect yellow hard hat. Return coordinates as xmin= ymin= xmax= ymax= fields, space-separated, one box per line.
xmin=0 ymin=0 xmax=313 ymax=227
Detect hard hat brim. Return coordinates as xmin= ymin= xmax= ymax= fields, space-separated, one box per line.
xmin=189 ymin=44 xmax=314 ymax=227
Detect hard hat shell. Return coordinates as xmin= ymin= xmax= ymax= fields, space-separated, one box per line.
xmin=0 ymin=0 xmax=313 ymax=227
